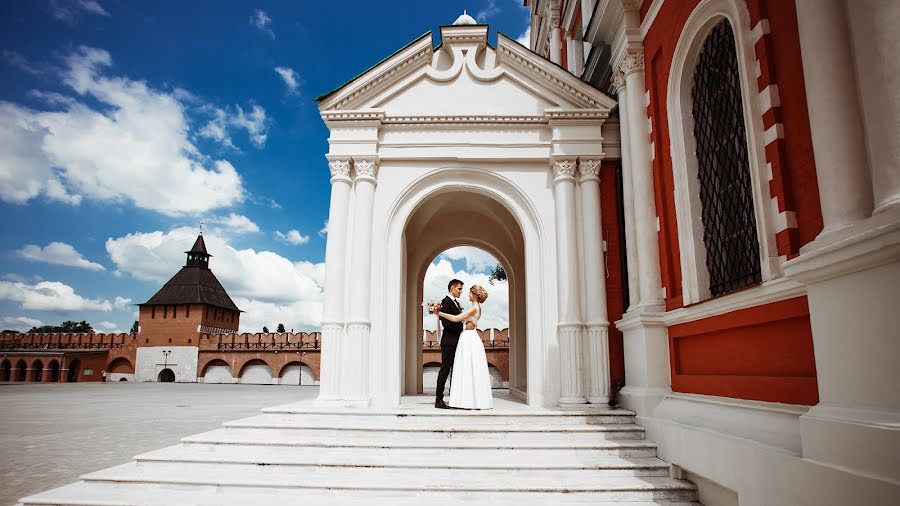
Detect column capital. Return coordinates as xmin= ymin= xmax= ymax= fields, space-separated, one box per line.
xmin=620 ymin=48 xmax=644 ymax=77
xmin=353 ymin=158 xmax=379 ymax=183
xmin=612 ymin=69 xmax=626 ymax=95
xmin=328 ymin=159 xmax=352 ymax=184
xmin=551 ymin=159 xmax=578 ymax=182
xmin=579 ymin=159 xmax=602 ymax=182
xmin=620 ymin=0 xmax=642 ymax=12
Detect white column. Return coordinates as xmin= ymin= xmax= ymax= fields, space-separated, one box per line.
xmin=622 ymin=49 xmax=664 ymax=309
xmin=552 ymin=159 xmax=586 ymax=405
xmin=568 ymin=34 xmax=584 ymax=77
xmin=578 ymin=159 xmax=611 ymax=404
xmin=845 ymin=0 xmax=900 ymax=213
xmin=614 ymin=70 xmax=640 ymax=309
xmin=549 ymin=15 xmax=563 ymax=65
xmin=795 ymin=0 xmax=873 ymax=234
xmin=342 ymin=158 xmax=378 ymax=405
xmin=317 ymin=158 xmax=352 ymax=402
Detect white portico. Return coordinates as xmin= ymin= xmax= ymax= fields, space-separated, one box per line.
xmin=315 ymin=21 xmax=618 ymax=408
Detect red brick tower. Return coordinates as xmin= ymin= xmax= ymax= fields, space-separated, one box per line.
xmin=137 ymin=234 xmax=241 ymax=347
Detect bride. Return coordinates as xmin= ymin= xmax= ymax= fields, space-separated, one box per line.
xmin=432 ymin=285 xmax=493 ymax=410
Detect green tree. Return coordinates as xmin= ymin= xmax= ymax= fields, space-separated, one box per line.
xmin=130 ymin=321 xmax=139 ymax=333
xmin=262 ymin=326 xmax=270 ymax=333
xmin=276 ymin=323 xmax=286 ymax=333
xmin=28 ymin=320 xmax=95 ymax=333
xmin=489 ymin=264 xmax=507 ymax=285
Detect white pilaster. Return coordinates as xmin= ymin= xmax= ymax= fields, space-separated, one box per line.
xmin=341 ymin=158 xmax=378 ymax=406
xmin=614 ymin=70 xmax=640 ymax=309
xmin=317 ymin=158 xmax=352 ymax=403
xmin=552 ymin=159 xmax=586 ymax=405
xmin=795 ymin=0 xmax=873 ymax=234
xmin=578 ymin=159 xmax=611 ymax=404
xmin=622 ymin=48 xmax=664 ymax=309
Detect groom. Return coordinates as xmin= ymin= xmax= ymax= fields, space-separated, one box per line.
xmin=434 ymin=279 xmax=464 ymax=409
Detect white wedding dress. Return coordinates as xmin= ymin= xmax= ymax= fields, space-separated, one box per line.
xmin=448 ymin=303 xmax=493 ymax=410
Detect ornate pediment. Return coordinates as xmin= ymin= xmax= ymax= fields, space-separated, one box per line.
xmin=317 ymin=25 xmax=616 ymax=126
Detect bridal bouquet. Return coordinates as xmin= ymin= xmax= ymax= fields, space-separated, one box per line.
xmin=421 ymin=300 xmax=440 ymax=316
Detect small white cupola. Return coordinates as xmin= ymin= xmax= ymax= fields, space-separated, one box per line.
xmin=452 ymin=10 xmax=477 ymax=25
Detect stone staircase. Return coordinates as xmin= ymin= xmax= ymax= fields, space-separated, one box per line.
xmin=19 ymin=399 xmax=700 ymax=505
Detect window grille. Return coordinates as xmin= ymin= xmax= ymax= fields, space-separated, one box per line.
xmin=691 ymin=19 xmax=761 ymax=296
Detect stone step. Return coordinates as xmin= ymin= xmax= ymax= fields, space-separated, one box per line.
xmin=222 ymin=413 xmax=646 ymax=440
xmin=136 ymin=442 xmax=671 ymax=474
xmin=71 ymin=462 xmax=697 ymax=501
xmin=183 ymin=428 xmax=660 ymax=455
xmin=20 ymin=481 xmax=702 ymax=506
xmin=261 ymin=404 xmax=637 ymax=425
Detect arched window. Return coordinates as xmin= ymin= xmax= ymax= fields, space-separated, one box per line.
xmin=690 ymin=19 xmax=761 ymax=296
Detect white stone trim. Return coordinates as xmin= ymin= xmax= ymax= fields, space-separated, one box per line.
xmin=661 ymin=276 xmax=806 ymax=327
xmin=639 ymin=0 xmax=665 ymax=39
xmin=666 ymin=0 xmax=782 ymax=305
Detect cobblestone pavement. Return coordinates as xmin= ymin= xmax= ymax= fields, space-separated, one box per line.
xmin=0 ymin=382 xmax=316 ymax=505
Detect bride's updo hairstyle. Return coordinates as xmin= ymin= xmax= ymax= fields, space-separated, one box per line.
xmin=470 ymin=285 xmax=489 ymax=303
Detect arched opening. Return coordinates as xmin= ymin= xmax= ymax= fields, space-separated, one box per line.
xmin=32 ymin=360 xmax=43 ymax=382
xmin=119 ymin=377 xmax=128 ymax=381
xmin=419 ymin=246 xmax=510 ymax=396
xmin=201 ymin=359 xmax=232 ymax=384
xmin=488 ymin=364 xmax=504 ymax=389
xmin=399 ymin=186 xmax=529 ymax=402
xmin=106 ymin=357 xmax=134 ymax=382
xmin=14 ymin=359 xmax=27 ymax=381
xmin=157 ymin=368 xmax=175 ymax=382
xmin=47 ymin=360 xmax=59 ymax=382
xmin=279 ymin=361 xmax=315 ymax=385
xmin=1 ymin=359 xmax=11 ymax=381
xmin=239 ymin=359 xmax=273 ymax=384
xmin=66 ymin=359 xmax=81 ymax=383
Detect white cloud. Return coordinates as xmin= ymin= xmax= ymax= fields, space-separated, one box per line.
xmin=250 ymin=9 xmax=275 ymax=38
xmin=48 ymin=0 xmax=110 ymax=21
xmin=17 ymin=242 xmax=105 ymax=271
xmin=3 ymin=273 xmax=28 ymax=283
xmin=476 ymin=0 xmax=502 ymax=21
xmin=3 ymin=50 xmax=46 ymax=76
xmin=440 ymin=246 xmax=499 ymax=273
xmin=0 ymin=280 xmax=113 ymax=311
xmin=274 ymin=66 xmax=300 ymax=94
xmin=516 ymin=26 xmax=531 ymax=48
xmin=0 ymin=46 xmax=245 ymax=215
xmin=211 ymin=213 xmax=260 ymax=234
xmin=274 ymin=229 xmax=309 ymax=245
xmin=318 ymin=220 xmax=328 ymax=237
xmin=1 ymin=316 xmax=45 ymax=331
xmin=98 ymin=320 xmax=118 ymax=330
xmin=106 ymin=227 xmax=326 ymax=331
xmin=199 ymin=104 xmax=268 ymax=149
xmin=114 ymin=296 xmax=132 ymax=310
xmin=422 ymin=258 xmax=509 ymax=331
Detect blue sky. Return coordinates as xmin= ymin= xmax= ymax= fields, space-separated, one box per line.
xmin=0 ymin=1 xmax=524 ymax=333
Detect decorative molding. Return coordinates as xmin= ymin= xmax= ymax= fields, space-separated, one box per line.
xmin=545 ymin=109 xmax=610 ymax=121
xmin=321 ymin=110 xmax=386 ymax=123
xmin=620 ymin=48 xmax=644 ymax=77
xmin=382 ymin=115 xmax=547 ymax=125
xmin=353 ymin=159 xmax=379 ymax=180
xmin=328 ymin=159 xmax=351 ymax=182
xmin=612 ymin=70 xmax=626 ymax=94
xmin=579 ymin=159 xmax=602 ymax=180
xmin=552 ymin=159 xmax=578 ymax=180
xmin=496 ymin=40 xmax=616 ymax=110
xmin=620 ymin=0 xmax=643 ymax=11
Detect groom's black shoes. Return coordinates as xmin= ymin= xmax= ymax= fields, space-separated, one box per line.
xmin=435 ymin=399 xmax=450 ymax=409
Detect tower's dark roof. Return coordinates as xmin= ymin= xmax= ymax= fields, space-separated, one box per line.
xmin=186 ymin=234 xmax=210 ymax=256
xmin=141 ymin=266 xmax=240 ymax=311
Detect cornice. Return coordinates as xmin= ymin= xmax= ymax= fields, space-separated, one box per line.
xmin=319 ymin=35 xmax=433 ymax=111
xmin=496 ymin=35 xmax=618 ymax=111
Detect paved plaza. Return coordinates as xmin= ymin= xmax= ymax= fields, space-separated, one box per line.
xmin=0 ymin=382 xmax=315 ymax=505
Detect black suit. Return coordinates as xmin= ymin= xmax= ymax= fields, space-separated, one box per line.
xmin=435 ymin=295 xmax=463 ymax=401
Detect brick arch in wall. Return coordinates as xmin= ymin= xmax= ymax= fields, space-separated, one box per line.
xmin=278 ymin=361 xmax=316 ymax=386
xmin=14 ymin=359 xmax=27 ymax=381
xmin=1 ymin=359 xmax=11 ymax=381
xmin=31 ymin=359 xmax=43 ymax=382
xmin=47 ymin=359 xmax=60 ymax=382
xmin=106 ymin=357 xmax=134 ymax=374
xmin=201 ymin=359 xmax=233 ymax=384
xmin=238 ymin=358 xmax=273 ymax=384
